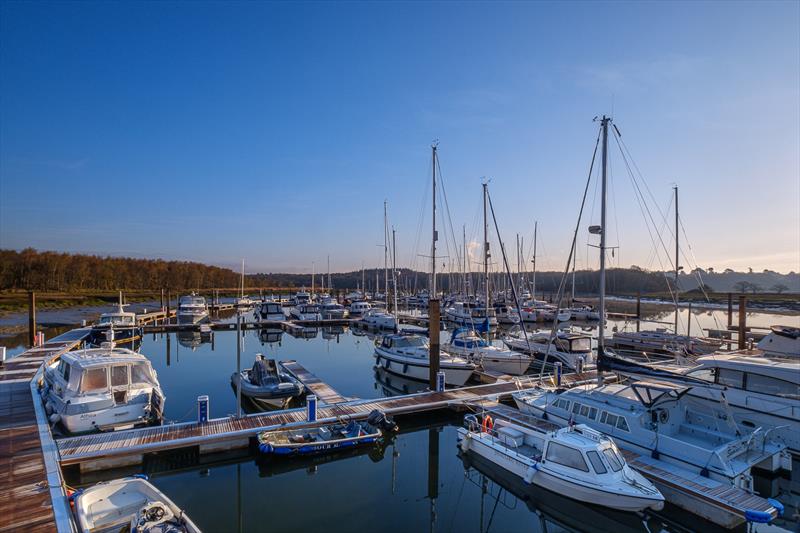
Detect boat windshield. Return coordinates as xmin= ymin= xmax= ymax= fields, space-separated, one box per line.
xmin=394 ymin=336 xmax=426 ymax=348
xmin=570 ymin=338 xmax=591 ymax=352
xmin=98 ymin=315 xmax=135 ymax=325
xmin=601 ymin=445 xmax=624 ymax=472
xmin=130 ymin=363 xmax=157 ymax=387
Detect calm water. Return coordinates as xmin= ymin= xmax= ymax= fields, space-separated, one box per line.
xmin=4 ymin=307 xmax=798 ymax=532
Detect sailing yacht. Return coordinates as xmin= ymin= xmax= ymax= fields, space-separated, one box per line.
xmin=235 ymin=259 xmax=254 ymax=309
xmin=444 ymin=301 xmax=498 ymax=327
xmin=445 ymin=328 xmax=532 ymax=375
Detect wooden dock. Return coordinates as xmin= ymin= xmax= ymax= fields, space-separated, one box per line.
xmin=141 ymin=318 xmax=355 ymax=333
xmin=279 ymin=360 xmax=349 ymax=404
xmin=0 ymin=331 xmax=89 ymax=532
xmin=57 ymin=380 xmax=534 ymax=472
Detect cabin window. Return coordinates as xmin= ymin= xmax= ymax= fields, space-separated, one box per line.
xmin=580 ymin=405 xmax=590 ymax=417
xmin=615 ymin=417 xmax=630 ymax=432
xmin=745 ymin=373 xmax=799 ymax=400
xmin=686 ymin=368 xmax=714 ymax=382
xmin=570 ymin=338 xmax=591 ymax=352
xmin=80 ymin=368 xmax=108 ymax=392
xmin=545 ymin=442 xmax=589 ymax=472
xmin=588 ymin=407 xmax=598 ymax=420
xmin=551 ymin=397 xmax=560 ymax=407
xmin=602 ymin=447 xmax=624 ymax=472
xmin=111 ymin=365 xmax=129 ymax=387
xmin=572 ymin=402 xmax=582 ymax=414
xmin=587 ymin=451 xmax=607 ymax=474
xmin=599 ymin=411 xmax=607 ymax=424
xmin=717 ymin=369 xmax=744 ymax=388
xmin=605 ymin=413 xmax=619 ymax=427
xmin=131 ymin=364 xmax=154 ymax=386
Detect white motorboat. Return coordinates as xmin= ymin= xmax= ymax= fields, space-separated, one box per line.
xmin=445 ymin=302 xmax=498 ymax=328
xmin=445 ymin=328 xmax=532 ymax=376
xmin=504 ymin=330 xmax=594 ymax=371
xmin=568 ymin=305 xmax=601 ymax=321
xmin=73 ymin=476 xmax=200 ymax=533
xmin=360 ymin=308 xmax=397 ymax=330
xmin=235 ymin=296 xmax=254 ymax=309
xmin=254 ymin=300 xmax=285 ymax=321
xmin=598 ymin=350 xmax=800 ymax=455
xmin=290 ymin=290 xmax=311 ymax=306
xmin=176 ymin=294 xmax=209 ymax=325
xmin=457 ymin=413 xmax=664 ymax=512
xmin=513 ymin=380 xmax=791 ymax=490
xmin=290 ymin=304 xmax=322 ymax=321
xmin=374 ymin=333 xmax=475 ymax=386
xmin=348 ymin=301 xmax=372 ymax=317
xmin=231 ymin=355 xmax=305 ymax=409
xmin=756 ymin=325 xmax=799 ymax=357
xmin=493 ymin=302 xmax=520 ymax=324
xmin=42 ymin=346 xmax=164 ymax=434
xmin=91 ymin=301 xmax=142 ymax=347
xmin=318 ymin=297 xmax=348 ymax=319
xmin=610 ymin=329 xmax=723 ymax=356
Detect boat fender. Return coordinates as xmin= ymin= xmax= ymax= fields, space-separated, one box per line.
xmin=523 ymin=464 xmax=538 ymax=485
xmin=767 ymin=498 xmax=785 ymax=517
xmin=133 ymin=473 xmax=149 ymax=480
xmin=744 ymin=509 xmax=773 ymax=524
xmin=49 ymin=413 xmax=61 ymax=424
xmin=482 ymin=416 xmax=494 ymax=434
xmin=259 ymin=443 xmax=273 ymax=454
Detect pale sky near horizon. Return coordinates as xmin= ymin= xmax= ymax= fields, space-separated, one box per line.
xmin=1 ymin=1 xmax=798 ymax=274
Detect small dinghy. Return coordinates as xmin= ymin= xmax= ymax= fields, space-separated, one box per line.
xmin=73 ymin=475 xmax=201 ymax=533
xmin=257 ymin=410 xmax=398 ymax=456
xmin=231 ymin=355 xmax=305 ymax=408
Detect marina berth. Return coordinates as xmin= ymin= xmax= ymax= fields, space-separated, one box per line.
xmin=42 ymin=345 xmax=164 ymax=434
xmin=72 ymin=476 xmax=201 ymax=533
xmin=513 ymin=380 xmax=792 ymax=490
xmin=458 ymin=413 xmax=665 ymax=512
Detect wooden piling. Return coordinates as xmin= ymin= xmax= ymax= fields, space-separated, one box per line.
xmin=687 ymin=302 xmax=692 ymax=337
xmin=635 ymin=292 xmax=641 ymax=333
xmin=166 ymin=289 xmax=171 ymax=324
xmin=727 ymin=293 xmax=733 ymax=328
xmin=28 ymin=291 xmax=36 ymax=347
xmin=428 ymin=299 xmax=440 ymax=389
xmin=738 ymin=295 xmax=747 ymax=349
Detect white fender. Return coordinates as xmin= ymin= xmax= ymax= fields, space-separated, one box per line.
xmin=523 ymin=464 xmax=538 ymax=485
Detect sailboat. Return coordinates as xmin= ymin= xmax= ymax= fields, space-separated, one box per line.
xmin=235 ymin=259 xmax=254 ymax=309
xmin=362 ymin=202 xmax=397 ymax=330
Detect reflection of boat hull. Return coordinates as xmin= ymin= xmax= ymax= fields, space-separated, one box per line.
xmin=459 ymin=450 xmax=654 ymax=533
xmin=373 ymin=366 xmax=429 ymax=396
xmin=176 ymin=330 xmax=211 ymax=349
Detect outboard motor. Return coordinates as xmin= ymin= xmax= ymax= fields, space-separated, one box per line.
xmin=367 ymin=410 xmax=398 ymax=433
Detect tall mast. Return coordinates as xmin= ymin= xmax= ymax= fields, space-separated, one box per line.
xmin=571 ymin=239 xmax=577 ymax=304
xmin=674 ymin=185 xmax=680 ymax=334
xmin=361 ymin=262 xmax=365 ymax=294
xmin=327 ymin=255 xmax=331 ymax=292
xmin=311 ymin=261 xmax=315 ymax=295
xmin=240 ymin=259 xmax=245 ymax=298
xmin=531 ymin=222 xmax=537 ymax=299
xmin=462 ymin=225 xmax=467 ymax=296
xmin=384 ymin=200 xmax=389 ymax=299
xmin=431 ymin=142 xmax=438 ymax=297
xmin=597 ymin=115 xmax=610 ymax=383
xmin=392 ymin=227 xmax=398 ymax=320
xmin=483 ymin=183 xmax=490 ymax=341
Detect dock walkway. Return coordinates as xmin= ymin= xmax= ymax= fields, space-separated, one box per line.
xmin=57 ymin=380 xmax=534 ymax=471
xmin=0 ymin=330 xmax=89 ymax=532
xmin=279 ymin=360 xmax=349 ymax=404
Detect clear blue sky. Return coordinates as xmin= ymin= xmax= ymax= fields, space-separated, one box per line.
xmin=2 ymin=1 xmax=798 ymax=274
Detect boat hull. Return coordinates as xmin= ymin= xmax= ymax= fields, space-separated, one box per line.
xmin=374 ymin=348 xmax=474 ymax=386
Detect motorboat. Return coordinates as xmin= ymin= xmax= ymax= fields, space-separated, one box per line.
xmin=504 ymin=330 xmax=594 ymax=371
xmin=290 ymin=290 xmax=311 ymax=306
xmin=318 ymin=298 xmax=348 ymax=319
xmin=757 ymin=325 xmax=799 ymax=357
xmin=255 ymin=300 xmax=285 ymax=321
xmin=598 ymin=350 xmax=800 ymax=455
xmin=513 ymin=380 xmax=791 ymax=490
xmin=374 ymin=333 xmax=475 ymax=386
xmin=457 ymin=412 xmax=664 ymax=512
xmin=42 ymin=346 xmax=164 ymax=434
xmin=90 ymin=303 xmax=142 ymax=347
xmin=610 ymin=329 xmax=723 ymax=356
xmin=72 ymin=475 xmax=200 ymax=533
xmin=257 ymin=410 xmax=397 ymax=455
xmin=176 ymin=294 xmax=209 ymax=325
xmin=235 ymin=296 xmax=255 ymax=309
xmin=568 ymin=305 xmax=601 ymax=321
xmin=492 ymin=302 xmax=520 ymax=325
xmin=290 ymin=304 xmax=322 ymax=321
xmin=345 ymin=290 xmax=365 ymax=304
xmin=445 ymin=302 xmax=498 ymax=328
xmin=445 ymin=328 xmax=532 ymax=376
xmin=348 ymin=301 xmax=372 ymax=317
xmin=230 ymin=355 xmax=304 ymax=408
xmin=360 ymin=308 xmax=397 ymax=330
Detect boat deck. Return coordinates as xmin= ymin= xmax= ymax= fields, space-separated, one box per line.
xmin=0 ymin=332 xmax=89 ymax=532
xmin=56 ymin=380 xmax=536 ymax=469
xmin=279 ymin=360 xmax=349 ymax=404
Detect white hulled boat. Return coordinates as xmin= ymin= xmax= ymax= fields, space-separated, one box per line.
xmin=504 ymin=330 xmax=594 ymax=371
xmin=176 ymin=294 xmax=209 ymax=325
xmin=445 ymin=328 xmax=532 ymax=376
xmin=374 ymin=333 xmax=475 ymax=386
xmin=290 ymin=303 xmax=322 ymax=321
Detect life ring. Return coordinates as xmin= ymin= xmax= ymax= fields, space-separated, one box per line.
xmin=482 ymin=415 xmax=494 ymax=433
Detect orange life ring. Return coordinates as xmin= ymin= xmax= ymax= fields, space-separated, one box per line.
xmin=482 ymin=415 xmax=494 ymax=433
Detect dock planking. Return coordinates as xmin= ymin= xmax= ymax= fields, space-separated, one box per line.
xmin=0 ymin=333 xmax=87 ymax=532
xmin=279 ymin=360 xmax=349 ymax=404
xmin=57 ymin=380 xmax=536 ymax=470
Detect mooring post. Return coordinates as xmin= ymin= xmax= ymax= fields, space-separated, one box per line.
xmin=28 ymin=290 xmax=36 ymax=348
xmin=160 ymin=288 xmax=165 ymax=311
xmin=738 ymin=295 xmax=747 ymax=349
xmin=166 ymin=289 xmax=171 ymax=324
xmin=428 ymin=299 xmax=440 ymax=390
xmin=727 ymin=292 xmax=733 ymax=328
xmin=687 ymin=302 xmax=692 ymax=337
xmin=635 ymin=292 xmax=641 ymax=333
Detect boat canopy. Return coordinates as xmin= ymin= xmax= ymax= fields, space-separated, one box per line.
xmin=630 ymin=380 xmax=691 ymax=409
